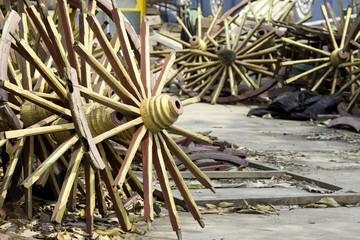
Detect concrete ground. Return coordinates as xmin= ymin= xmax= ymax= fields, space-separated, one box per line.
xmin=137 ymin=102 xmax=360 ymax=240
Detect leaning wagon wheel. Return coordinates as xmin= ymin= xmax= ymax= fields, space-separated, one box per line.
xmin=281 ymin=2 xmax=360 ymax=112
xmin=181 ymin=16 xmax=283 ymax=104
xmin=152 ymin=4 xmax=283 ymax=104
xmin=0 ymin=1 xmax=215 ymax=239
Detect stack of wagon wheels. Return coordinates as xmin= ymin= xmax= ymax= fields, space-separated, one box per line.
xmin=151 ymin=0 xmax=297 ymax=104
xmin=280 ymin=1 xmax=360 ymax=114
xmin=0 ymin=0 xmax=217 ymax=239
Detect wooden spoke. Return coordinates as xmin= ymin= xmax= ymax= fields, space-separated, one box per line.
xmin=282 ymin=37 xmax=331 ymax=56
xmin=159 ymin=31 xmax=191 ymax=47
xmin=331 ymin=68 xmax=339 ymax=94
xmin=114 ymin=125 xmax=147 ymax=188
xmin=0 ymin=81 xmax=72 ymax=120
xmin=211 ymin=67 xmax=228 ymax=104
xmin=189 ymin=50 xmax=218 ymax=59
xmin=232 ymin=63 xmax=257 ymax=89
xmin=161 ymin=130 xmax=215 ymax=193
xmin=58 ymin=0 xmax=80 ymax=74
xmin=235 ymin=18 xmax=265 ymax=52
xmin=181 ymin=96 xmax=201 ymax=107
xmin=98 ymin=144 xmax=132 ymax=231
xmin=325 ymin=2 xmax=341 ymax=33
xmin=176 ymin=16 xmax=192 ymax=39
xmin=228 ymin=66 xmax=237 ymax=96
xmin=224 ymin=19 xmax=231 ymax=50
xmin=141 ymin=22 xmax=152 ymax=98
xmin=141 ymin=131 xmax=154 ymax=225
xmin=73 ymin=41 xmax=141 ymax=107
xmin=340 ymin=7 xmax=352 ymax=49
xmin=238 ymin=31 xmax=277 ymax=55
xmin=321 ymin=4 xmax=338 ymax=50
xmin=184 ymin=65 xmax=222 ymax=86
xmin=112 ymin=9 xmax=146 ymax=98
xmin=84 ymin=158 xmax=96 ymax=234
xmin=237 ymin=45 xmax=281 ymax=59
xmin=152 ymin=53 xmax=176 ymax=96
xmin=232 ymin=14 xmax=246 ymax=51
xmin=285 ymin=62 xmax=331 ymax=84
xmin=3 ymin=123 xmax=74 ymax=139
xmin=194 ymin=68 xmax=222 ymax=93
xmin=167 ymin=125 xmax=212 ymax=144
xmin=281 ymin=57 xmax=330 ymax=66
xmin=204 ymin=5 xmax=223 ymax=42
xmin=101 ymin=140 xmax=144 ymax=196
xmin=158 ymin=134 xmax=204 ymax=227
xmin=51 ymin=143 xmax=84 ymax=223
xmin=153 ymin=134 xmax=181 ymax=238
xmin=93 ymin=117 xmax=143 ymax=144
xmin=24 ymin=136 xmax=34 ymax=219
xmin=78 ymin=85 xmax=140 ymax=116
xmin=86 ymin=14 xmax=142 ymax=100
xmin=197 ymin=4 xmax=202 ymax=39
xmin=21 ymin=134 xmax=79 ymax=189
xmin=11 ymin=37 xmax=68 ymax=103
xmin=311 ymin=67 xmax=334 ymax=92
xmin=183 ymin=61 xmax=220 ymax=73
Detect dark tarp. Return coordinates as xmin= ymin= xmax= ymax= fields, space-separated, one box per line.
xmin=247 ymin=90 xmax=343 ymax=120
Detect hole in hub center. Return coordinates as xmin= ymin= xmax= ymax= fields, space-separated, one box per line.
xmin=175 ymin=100 xmax=181 ymax=109
xmin=115 ymin=112 xmax=124 ymax=121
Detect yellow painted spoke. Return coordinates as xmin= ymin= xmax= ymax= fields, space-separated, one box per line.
xmin=285 ymin=62 xmax=331 ymax=84
xmin=114 ymin=125 xmax=147 ymax=188
xmin=21 ymin=134 xmax=79 ymax=189
xmin=161 ymin=130 xmax=215 ymax=193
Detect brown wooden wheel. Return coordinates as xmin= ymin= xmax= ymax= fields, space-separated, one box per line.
xmin=281 ymin=2 xmax=360 ymax=113
xmin=0 ymin=1 xmax=214 ymax=239
xmin=151 ymin=3 xmax=286 ymax=104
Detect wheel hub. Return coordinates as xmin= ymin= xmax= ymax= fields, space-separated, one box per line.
xmin=330 ymin=49 xmax=349 ymax=67
xmin=215 ymin=45 xmax=236 ymax=66
xmin=140 ymin=94 xmax=183 ymax=133
xmin=189 ymin=36 xmax=207 ymax=51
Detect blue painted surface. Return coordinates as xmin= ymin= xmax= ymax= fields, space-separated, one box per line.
xmin=307 ymin=0 xmax=349 ymax=22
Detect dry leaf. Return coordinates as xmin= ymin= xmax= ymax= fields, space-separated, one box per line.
xmin=316 ymin=197 xmax=340 ymax=207
xmin=187 ymin=184 xmax=203 ymax=189
xmin=202 ymin=208 xmax=237 ymax=214
xmin=95 ymin=228 xmax=124 ymax=236
xmin=57 ymin=232 xmax=72 ymax=240
xmin=302 ymin=203 xmax=328 ymax=208
xmin=217 ymin=202 xmax=234 ymax=208
xmin=237 ymin=200 xmax=276 ymax=214
xmin=176 ymin=205 xmax=186 ymax=212
xmin=306 ymin=135 xmax=320 ymax=140
xmin=128 ymin=213 xmax=144 ymax=223
xmin=205 ymin=204 xmax=217 ymax=209
xmin=80 ymin=209 xmax=85 ymax=217
xmin=129 ymin=224 xmax=145 ymax=235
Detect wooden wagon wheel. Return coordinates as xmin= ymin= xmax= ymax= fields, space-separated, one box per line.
xmin=0 ymin=1 xmax=214 ymax=239
xmin=281 ymin=2 xmax=360 ymax=112
xmin=151 ymin=3 xmax=285 ymax=104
